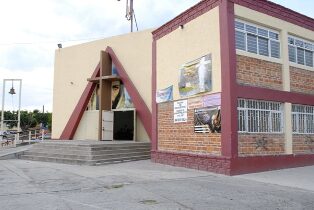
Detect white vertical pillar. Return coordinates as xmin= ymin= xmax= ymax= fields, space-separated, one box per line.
xmin=281 ymin=30 xmax=292 ymax=154
xmin=284 ymin=103 xmax=292 ymax=154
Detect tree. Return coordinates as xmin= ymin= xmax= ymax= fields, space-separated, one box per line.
xmin=1 ymin=110 xmax=52 ymax=131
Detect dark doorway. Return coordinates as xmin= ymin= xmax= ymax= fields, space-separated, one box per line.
xmin=113 ymin=110 xmax=134 ymax=140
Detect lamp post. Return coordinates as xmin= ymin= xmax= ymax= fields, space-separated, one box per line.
xmin=1 ymin=79 xmax=22 ymax=144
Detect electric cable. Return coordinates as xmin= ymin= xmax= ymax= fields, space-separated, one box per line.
xmin=133 ymin=11 xmax=139 ymax=31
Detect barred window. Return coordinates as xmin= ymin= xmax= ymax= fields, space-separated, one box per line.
xmin=238 ymin=99 xmax=283 ymax=133
xmin=235 ymin=19 xmax=280 ymax=59
xmin=288 ymin=36 xmax=314 ymax=68
xmin=292 ymin=104 xmax=314 ymax=134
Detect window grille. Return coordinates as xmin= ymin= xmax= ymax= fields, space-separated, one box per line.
xmin=235 ymin=19 xmax=280 ymax=59
xmin=288 ymin=36 xmax=314 ymax=68
xmin=292 ymin=104 xmax=314 ymax=134
xmin=238 ymin=99 xmax=283 ymax=133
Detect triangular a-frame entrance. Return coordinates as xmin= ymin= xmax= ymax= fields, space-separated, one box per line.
xmin=60 ymin=47 xmax=152 ymax=140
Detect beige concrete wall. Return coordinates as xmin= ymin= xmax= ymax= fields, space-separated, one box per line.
xmin=156 ymin=7 xmax=221 ymax=100
xmin=73 ymin=110 xmax=99 ymax=140
xmin=53 ymin=29 xmax=152 ymax=141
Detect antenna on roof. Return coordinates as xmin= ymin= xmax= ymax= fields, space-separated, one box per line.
xmin=117 ymin=0 xmax=138 ymax=32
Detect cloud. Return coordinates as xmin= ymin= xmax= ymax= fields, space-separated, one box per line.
xmin=0 ymin=67 xmax=53 ymax=112
xmin=0 ymin=45 xmax=54 ymax=71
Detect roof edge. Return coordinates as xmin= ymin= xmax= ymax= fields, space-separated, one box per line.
xmin=152 ymin=0 xmax=314 ymax=41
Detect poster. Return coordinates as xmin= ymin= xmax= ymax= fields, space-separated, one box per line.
xmin=112 ymin=81 xmax=134 ymax=109
xmin=194 ymin=106 xmax=221 ymax=133
xmin=178 ymin=54 xmax=212 ymax=97
xmin=174 ymin=100 xmax=188 ymax=123
xmin=156 ymin=85 xmax=173 ymax=103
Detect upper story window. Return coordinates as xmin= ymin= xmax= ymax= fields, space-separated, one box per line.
xmin=288 ymin=36 xmax=314 ymax=68
xmin=238 ymin=99 xmax=283 ymax=133
xmin=292 ymin=104 xmax=314 ymax=134
xmin=235 ymin=20 xmax=280 ymax=59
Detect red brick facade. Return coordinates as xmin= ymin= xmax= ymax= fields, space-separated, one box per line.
xmin=238 ymin=134 xmax=285 ymax=156
xmin=151 ymin=151 xmax=231 ymax=175
xmin=290 ymin=66 xmax=314 ymax=95
xmin=158 ymin=101 xmax=221 ymax=155
xmin=236 ymin=55 xmax=283 ymax=90
xmin=152 ymin=0 xmax=314 ymax=175
xmin=293 ymin=134 xmax=314 ymax=154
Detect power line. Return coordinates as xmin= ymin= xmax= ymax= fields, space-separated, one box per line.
xmin=0 ymin=35 xmax=109 ymax=46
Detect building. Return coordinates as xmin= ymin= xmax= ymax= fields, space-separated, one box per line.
xmin=53 ymin=30 xmax=153 ymax=142
xmin=53 ymin=0 xmax=314 ymax=175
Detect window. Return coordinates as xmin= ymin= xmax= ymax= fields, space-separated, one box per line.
xmin=235 ymin=20 xmax=280 ymax=59
xmin=292 ymin=104 xmax=314 ymax=134
xmin=288 ymin=36 xmax=314 ymax=68
xmin=238 ymin=99 xmax=283 ymax=133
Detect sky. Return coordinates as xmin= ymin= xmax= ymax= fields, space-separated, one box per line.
xmin=0 ymin=0 xmax=313 ymax=113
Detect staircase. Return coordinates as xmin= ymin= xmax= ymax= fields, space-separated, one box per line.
xmin=19 ymin=140 xmax=151 ymax=165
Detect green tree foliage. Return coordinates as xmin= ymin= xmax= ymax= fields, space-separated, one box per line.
xmin=0 ymin=110 xmax=52 ymax=131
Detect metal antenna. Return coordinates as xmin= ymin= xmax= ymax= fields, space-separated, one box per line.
xmin=118 ymin=0 xmax=135 ymax=32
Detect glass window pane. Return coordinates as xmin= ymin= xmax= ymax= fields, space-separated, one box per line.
xmin=246 ymin=24 xmax=257 ymax=34
xmin=258 ymin=28 xmax=268 ymax=37
xmin=305 ymin=50 xmax=313 ymax=67
xmin=270 ymin=32 xmax=279 ymax=40
xmin=270 ymin=41 xmax=280 ymax=58
xmin=247 ymin=34 xmax=258 ymax=54
xmin=288 ymin=37 xmax=294 ymax=45
xmin=288 ymin=45 xmax=296 ymax=62
xmin=297 ymin=48 xmax=305 ymax=65
xmin=258 ymin=37 xmax=269 ymax=56
xmin=235 ymin=31 xmax=246 ymax=51
xmin=235 ymin=21 xmax=245 ymax=30
xmin=295 ymin=39 xmax=304 ymax=48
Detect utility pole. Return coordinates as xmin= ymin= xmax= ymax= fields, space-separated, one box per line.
xmin=130 ymin=0 xmax=134 ymax=32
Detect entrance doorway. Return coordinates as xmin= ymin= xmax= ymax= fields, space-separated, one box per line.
xmin=102 ymin=109 xmax=136 ymax=141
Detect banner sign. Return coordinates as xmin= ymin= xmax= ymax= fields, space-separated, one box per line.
xmin=174 ymin=100 xmax=188 ymax=123
xmin=202 ymin=93 xmax=221 ymax=107
xmin=178 ymin=54 xmax=212 ymax=97
xmin=156 ymin=85 xmax=173 ymax=103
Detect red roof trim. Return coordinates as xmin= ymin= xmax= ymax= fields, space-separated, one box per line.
xmin=152 ymin=0 xmax=220 ymax=40
xmin=231 ymin=0 xmax=314 ymax=32
xmin=59 ymin=63 xmax=100 ymax=140
xmin=152 ymin=0 xmax=314 ymax=41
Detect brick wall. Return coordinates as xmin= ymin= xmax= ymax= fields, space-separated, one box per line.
xmin=293 ymin=134 xmax=314 ymax=154
xmin=238 ymin=134 xmax=285 ymax=156
xmin=158 ymin=101 xmax=221 ymax=155
xmin=236 ymin=55 xmax=283 ymax=90
xmin=151 ymin=151 xmax=231 ymax=175
xmin=290 ymin=66 xmax=314 ymax=95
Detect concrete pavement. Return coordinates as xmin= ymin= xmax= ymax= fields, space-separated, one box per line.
xmin=0 ymin=159 xmax=313 ymax=210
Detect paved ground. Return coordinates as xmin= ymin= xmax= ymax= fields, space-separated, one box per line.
xmin=0 ymin=159 xmax=313 ymax=210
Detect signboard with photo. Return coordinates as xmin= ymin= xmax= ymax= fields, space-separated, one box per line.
xmin=174 ymin=100 xmax=188 ymax=123
xmin=194 ymin=106 xmax=221 ymax=133
xmin=178 ymin=54 xmax=212 ymax=97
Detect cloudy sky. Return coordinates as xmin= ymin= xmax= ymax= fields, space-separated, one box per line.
xmin=0 ymin=0 xmax=313 ymax=112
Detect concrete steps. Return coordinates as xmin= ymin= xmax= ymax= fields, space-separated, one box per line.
xmin=19 ymin=141 xmax=151 ymax=165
